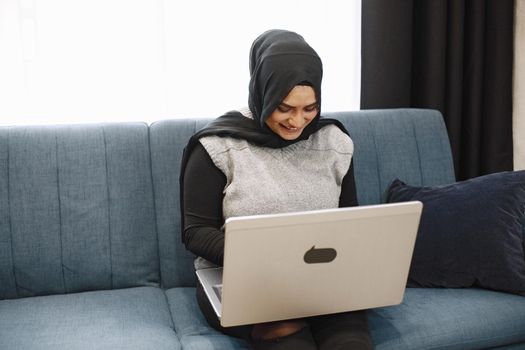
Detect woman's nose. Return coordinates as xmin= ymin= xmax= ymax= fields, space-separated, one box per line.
xmin=288 ymin=112 xmax=305 ymax=127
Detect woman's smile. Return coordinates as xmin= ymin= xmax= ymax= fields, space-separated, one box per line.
xmin=265 ymin=85 xmax=318 ymax=140
xmin=279 ymin=123 xmax=299 ymax=133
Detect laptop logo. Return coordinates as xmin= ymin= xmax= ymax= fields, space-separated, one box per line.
xmin=303 ymin=246 xmax=337 ymax=264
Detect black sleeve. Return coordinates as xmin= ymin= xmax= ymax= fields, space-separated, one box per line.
xmin=182 ymin=142 xmax=227 ymax=266
xmin=339 ymin=160 xmax=358 ymax=207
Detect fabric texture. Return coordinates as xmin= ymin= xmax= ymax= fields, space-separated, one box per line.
xmin=199 ymin=124 xmax=353 ymax=220
xmin=0 ymin=287 xmax=179 ymax=350
xmin=165 ymin=287 xmax=250 ymax=350
xmin=324 ymin=109 xmax=456 ymax=205
xmin=369 ymin=288 xmax=525 ymax=350
xmin=149 ymin=119 xmax=208 ymax=288
xmin=386 ymin=171 xmax=525 ymax=294
xmin=361 ymin=0 xmax=515 ymax=180
xmin=167 ymin=286 xmax=525 ymax=350
xmin=0 ymin=124 xmax=159 ymax=300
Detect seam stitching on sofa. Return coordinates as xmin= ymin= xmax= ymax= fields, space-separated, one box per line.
xmin=411 ymin=116 xmax=424 ymax=185
xmin=147 ymin=125 xmax=163 ymax=287
xmin=368 ymin=115 xmax=382 ymax=203
xmin=55 ymin=131 xmax=67 ymax=293
xmin=434 ymin=110 xmax=455 ymax=183
xmin=162 ymin=290 xmax=178 ymax=335
xmin=7 ymin=129 xmax=20 ymax=298
xmin=102 ymin=127 xmax=114 ymax=289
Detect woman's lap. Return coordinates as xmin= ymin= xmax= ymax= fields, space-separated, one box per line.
xmin=196 ymin=282 xmax=373 ymax=349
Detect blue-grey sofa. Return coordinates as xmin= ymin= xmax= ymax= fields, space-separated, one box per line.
xmin=1 ymin=109 xmax=524 ymax=350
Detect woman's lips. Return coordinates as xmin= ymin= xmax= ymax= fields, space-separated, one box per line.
xmin=280 ymin=123 xmax=299 ymax=132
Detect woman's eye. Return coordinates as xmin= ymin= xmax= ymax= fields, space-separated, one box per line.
xmin=277 ymin=106 xmax=291 ymax=113
xmin=305 ymin=105 xmax=318 ymax=112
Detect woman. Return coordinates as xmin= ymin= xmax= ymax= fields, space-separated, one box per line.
xmin=180 ymin=29 xmax=373 ymax=350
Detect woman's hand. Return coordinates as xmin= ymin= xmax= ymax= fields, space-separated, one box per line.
xmin=251 ymin=320 xmax=308 ymax=341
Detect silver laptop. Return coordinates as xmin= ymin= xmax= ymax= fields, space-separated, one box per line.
xmin=196 ymin=201 xmax=422 ymax=327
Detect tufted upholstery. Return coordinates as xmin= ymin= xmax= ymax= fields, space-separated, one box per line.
xmin=0 ymin=124 xmax=159 ymax=299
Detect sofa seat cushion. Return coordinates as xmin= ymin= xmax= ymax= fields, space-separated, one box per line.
xmin=369 ymin=288 xmax=525 ymax=350
xmin=167 ymin=287 xmax=525 ymax=349
xmin=165 ymin=287 xmax=249 ymax=350
xmin=0 ymin=287 xmax=180 ymax=350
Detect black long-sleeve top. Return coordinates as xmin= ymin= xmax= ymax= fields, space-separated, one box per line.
xmin=182 ymin=142 xmax=358 ymax=266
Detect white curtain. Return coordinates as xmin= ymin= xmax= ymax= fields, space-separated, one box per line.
xmin=514 ymin=0 xmax=525 ymax=170
xmin=0 ymin=0 xmax=361 ymax=126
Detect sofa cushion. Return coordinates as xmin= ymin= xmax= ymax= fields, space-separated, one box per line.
xmin=166 ymin=287 xmax=525 ymax=350
xmin=0 ymin=124 xmax=159 ymax=299
xmin=0 ymin=287 xmax=179 ymax=350
xmin=369 ymin=288 xmax=525 ymax=350
xmin=165 ymin=287 xmax=249 ymax=350
xmin=150 ymin=120 xmax=211 ymax=289
xmin=325 ymin=109 xmax=456 ymax=205
xmin=386 ymin=171 xmax=525 ymax=294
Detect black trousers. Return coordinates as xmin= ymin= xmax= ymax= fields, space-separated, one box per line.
xmin=196 ymin=282 xmax=374 ymax=349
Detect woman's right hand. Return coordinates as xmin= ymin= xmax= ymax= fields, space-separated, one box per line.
xmin=251 ymin=320 xmax=308 ymax=341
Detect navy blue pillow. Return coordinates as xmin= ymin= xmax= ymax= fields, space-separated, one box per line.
xmin=387 ymin=171 xmax=525 ymax=295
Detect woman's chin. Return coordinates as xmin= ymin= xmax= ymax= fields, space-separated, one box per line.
xmin=277 ymin=130 xmax=302 ymax=140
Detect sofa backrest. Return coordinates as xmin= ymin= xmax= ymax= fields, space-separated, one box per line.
xmin=150 ymin=108 xmax=456 ymax=289
xmin=0 ymin=109 xmax=456 ymax=297
xmin=0 ymin=123 xmax=159 ymax=300
xmin=325 ymin=109 xmax=456 ymax=204
xmin=149 ymin=119 xmax=210 ymax=288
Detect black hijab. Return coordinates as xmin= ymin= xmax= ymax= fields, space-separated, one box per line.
xmin=180 ymin=29 xmax=349 ymax=241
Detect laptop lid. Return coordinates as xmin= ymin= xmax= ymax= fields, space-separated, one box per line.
xmin=200 ymin=201 xmax=422 ymax=327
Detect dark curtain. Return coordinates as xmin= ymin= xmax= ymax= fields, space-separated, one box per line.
xmin=361 ymin=0 xmax=515 ymax=180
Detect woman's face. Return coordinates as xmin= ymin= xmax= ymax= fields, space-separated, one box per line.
xmin=265 ymin=85 xmax=318 ymax=140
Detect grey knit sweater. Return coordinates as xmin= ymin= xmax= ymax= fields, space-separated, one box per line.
xmin=199 ymin=124 xmax=354 ymax=221
xmin=193 ymin=117 xmax=353 ymax=270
